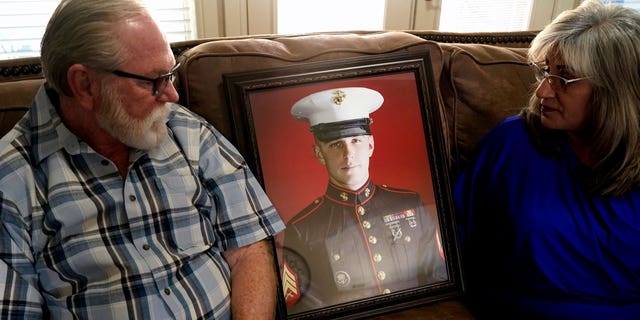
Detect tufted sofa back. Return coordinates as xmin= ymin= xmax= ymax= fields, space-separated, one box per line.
xmin=0 ymin=31 xmax=536 ymax=173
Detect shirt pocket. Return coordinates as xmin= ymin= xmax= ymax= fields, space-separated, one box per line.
xmin=158 ymin=176 xmax=216 ymax=253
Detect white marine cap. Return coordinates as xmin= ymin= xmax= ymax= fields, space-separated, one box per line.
xmin=290 ymin=87 xmax=383 ymax=141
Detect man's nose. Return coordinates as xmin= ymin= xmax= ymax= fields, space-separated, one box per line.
xmin=157 ymin=80 xmax=180 ymax=103
xmin=343 ymin=144 xmax=355 ymax=158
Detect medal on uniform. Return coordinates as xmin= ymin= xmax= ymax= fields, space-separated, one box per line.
xmin=383 ymin=213 xmax=404 ymax=241
xmin=384 ymin=209 xmax=418 ymax=239
xmin=388 ymin=221 xmax=402 ymax=241
xmin=402 ymin=209 xmax=417 ymax=228
xmin=407 ymin=215 xmax=417 ymax=228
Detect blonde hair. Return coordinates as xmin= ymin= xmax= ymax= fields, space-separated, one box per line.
xmin=40 ymin=0 xmax=149 ymax=96
xmin=522 ymin=0 xmax=640 ymax=196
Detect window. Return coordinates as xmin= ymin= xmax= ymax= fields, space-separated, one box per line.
xmin=147 ymin=0 xmax=196 ymax=42
xmin=439 ymin=0 xmax=533 ymax=32
xmin=0 ymin=0 xmax=59 ymax=60
xmin=0 ymin=0 xmax=196 ymax=60
xmin=611 ymin=0 xmax=640 ymax=10
xmin=277 ymin=0 xmax=385 ymax=34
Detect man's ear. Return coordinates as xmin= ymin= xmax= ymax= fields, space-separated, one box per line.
xmin=313 ymin=145 xmax=326 ymax=165
xmin=66 ymin=63 xmax=99 ymax=110
xmin=368 ymin=135 xmax=375 ymax=157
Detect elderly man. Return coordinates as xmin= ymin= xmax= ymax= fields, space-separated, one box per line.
xmin=0 ymin=0 xmax=284 ymax=319
xmin=282 ymin=87 xmax=447 ymax=314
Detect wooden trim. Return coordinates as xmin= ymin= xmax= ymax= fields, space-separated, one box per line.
xmin=409 ymin=30 xmax=538 ymax=46
xmin=0 ymin=31 xmax=538 ymax=82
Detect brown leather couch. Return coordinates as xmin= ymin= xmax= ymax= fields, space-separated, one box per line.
xmin=0 ymin=30 xmax=538 ymax=319
xmin=0 ymin=30 xmax=536 ymax=174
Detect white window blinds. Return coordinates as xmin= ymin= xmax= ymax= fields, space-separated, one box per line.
xmin=611 ymin=0 xmax=640 ymax=10
xmin=439 ymin=0 xmax=533 ymax=32
xmin=0 ymin=0 xmax=59 ymax=60
xmin=0 ymin=0 xmax=196 ymax=60
xmin=277 ymin=0 xmax=385 ymax=34
xmin=146 ymin=0 xmax=196 ymax=42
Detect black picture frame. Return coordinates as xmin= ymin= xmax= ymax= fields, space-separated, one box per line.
xmin=223 ymin=50 xmax=463 ymax=319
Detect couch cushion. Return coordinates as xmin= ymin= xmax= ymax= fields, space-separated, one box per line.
xmin=0 ymin=78 xmax=42 ymax=136
xmin=175 ymin=31 xmax=442 ymax=145
xmin=438 ymin=43 xmax=536 ymax=173
xmin=0 ymin=105 xmax=30 ymax=137
xmin=0 ymin=78 xmax=42 ymax=107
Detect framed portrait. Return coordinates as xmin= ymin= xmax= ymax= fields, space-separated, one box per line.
xmin=223 ymin=51 xmax=463 ymax=319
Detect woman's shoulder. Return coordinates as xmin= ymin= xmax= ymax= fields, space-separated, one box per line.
xmin=478 ymin=115 xmax=530 ymax=150
xmin=488 ymin=115 xmax=526 ymax=136
xmin=461 ymin=114 xmax=548 ymax=173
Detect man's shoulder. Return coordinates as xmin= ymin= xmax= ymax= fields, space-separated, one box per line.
xmin=375 ymin=184 xmax=422 ymax=201
xmin=0 ymin=122 xmax=38 ymax=202
xmin=166 ymin=103 xmax=225 ymax=143
xmin=376 ymin=184 xmax=420 ymax=195
xmin=287 ymin=196 xmax=326 ymax=225
xmin=166 ymin=103 xmax=205 ymax=126
xmin=0 ymin=115 xmax=34 ymax=166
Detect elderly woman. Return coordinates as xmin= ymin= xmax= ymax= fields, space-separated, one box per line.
xmin=455 ymin=0 xmax=640 ymax=319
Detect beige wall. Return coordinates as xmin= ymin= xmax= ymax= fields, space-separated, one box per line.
xmin=195 ymin=0 xmax=581 ymax=38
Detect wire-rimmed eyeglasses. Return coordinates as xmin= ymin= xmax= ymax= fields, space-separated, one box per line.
xmin=530 ymin=61 xmax=589 ymax=92
xmin=112 ymin=62 xmax=181 ymax=96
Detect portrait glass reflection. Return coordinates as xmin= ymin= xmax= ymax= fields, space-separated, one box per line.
xmin=223 ymin=52 xmax=461 ymax=319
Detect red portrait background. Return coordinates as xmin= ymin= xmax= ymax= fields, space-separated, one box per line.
xmin=248 ymin=71 xmax=435 ymax=223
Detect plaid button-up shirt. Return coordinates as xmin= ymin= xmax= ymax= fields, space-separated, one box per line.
xmin=0 ymin=85 xmax=285 ymax=319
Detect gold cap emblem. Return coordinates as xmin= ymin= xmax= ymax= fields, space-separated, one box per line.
xmin=332 ymin=89 xmax=346 ymax=105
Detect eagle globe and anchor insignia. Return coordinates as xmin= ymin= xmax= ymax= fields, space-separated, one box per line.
xmin=334 ymin=270 xmax=351 ymax=287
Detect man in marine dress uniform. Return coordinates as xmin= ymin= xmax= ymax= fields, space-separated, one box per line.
xmin=281 ymin=87 xmax=448 ymax=314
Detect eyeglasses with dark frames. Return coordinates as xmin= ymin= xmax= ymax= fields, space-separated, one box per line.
xmin=530 ymin=61 xmax=589 ymax=92
xmin=111 ymin=62 xmax=181 ymax=96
